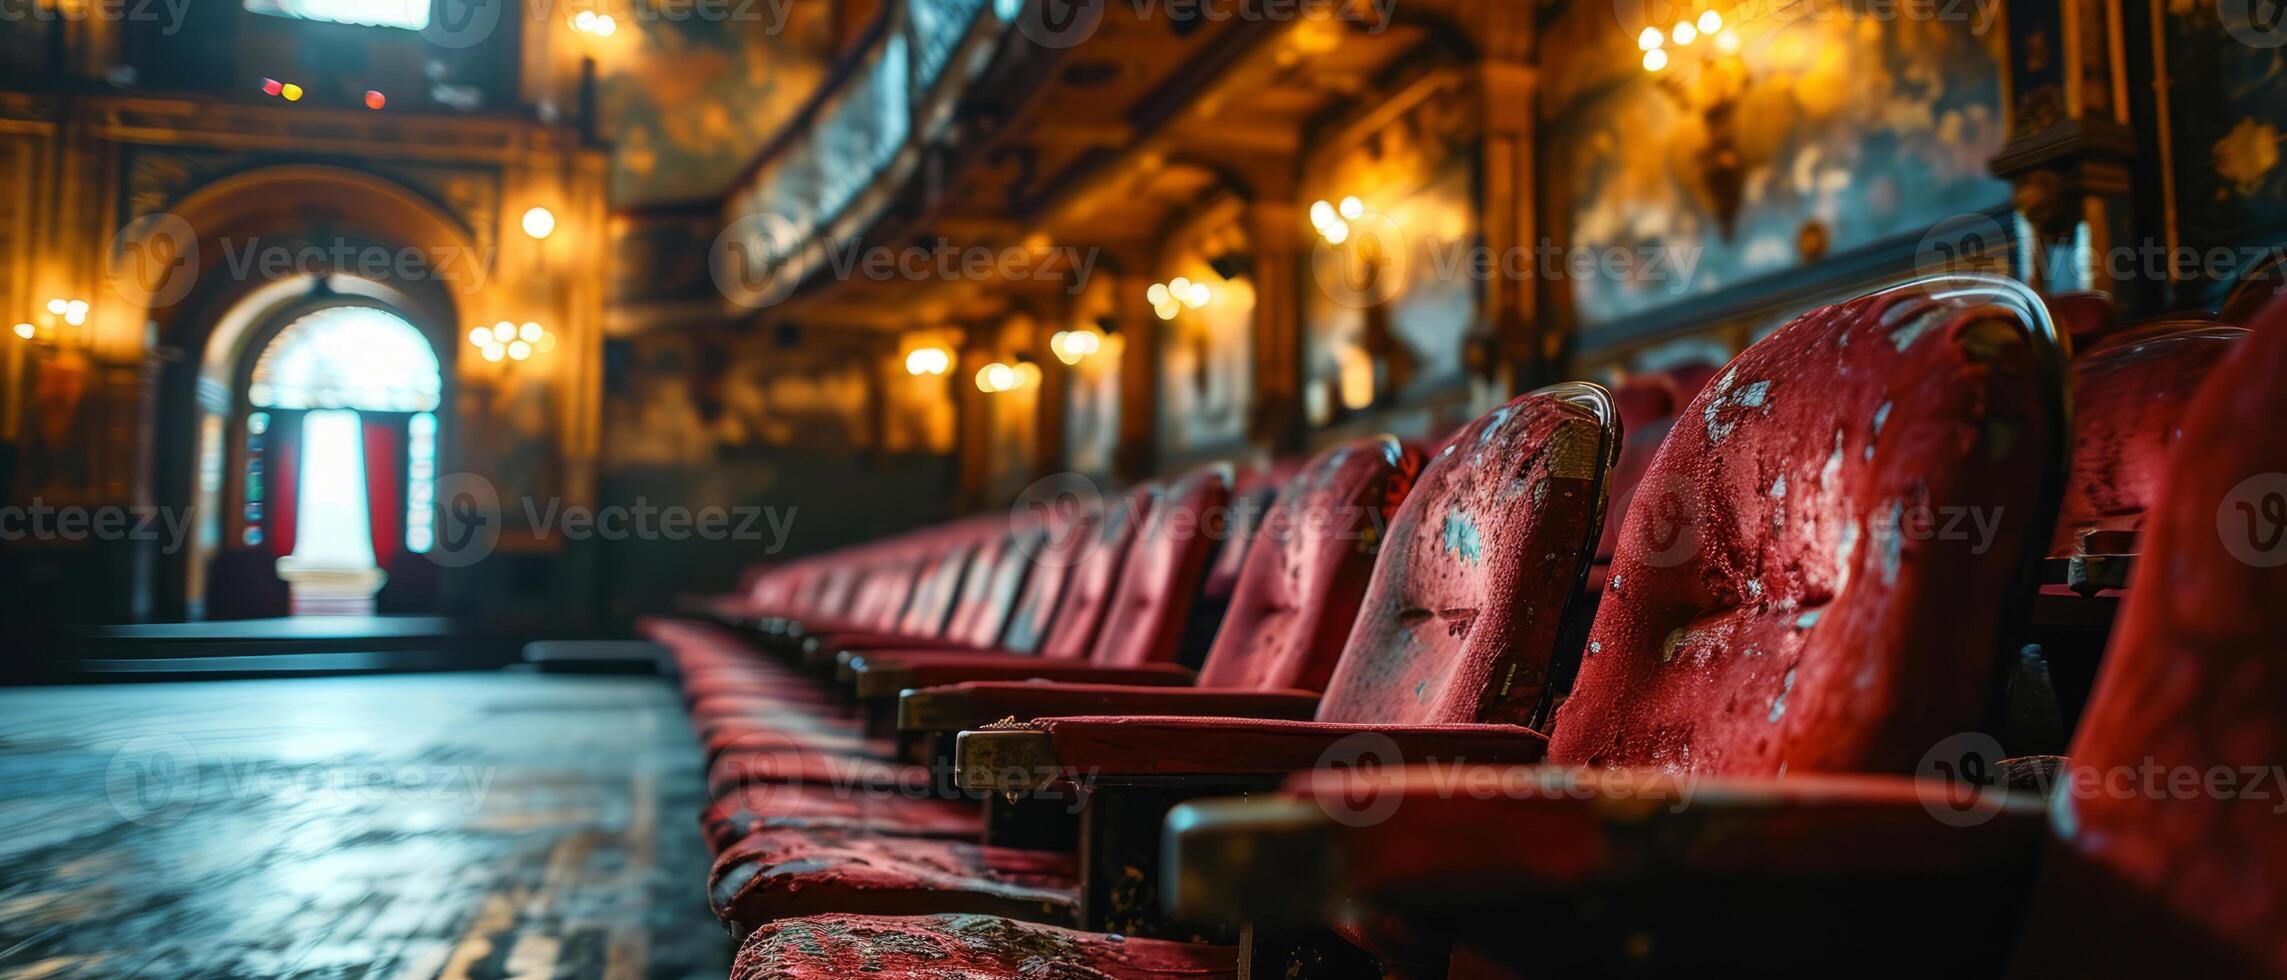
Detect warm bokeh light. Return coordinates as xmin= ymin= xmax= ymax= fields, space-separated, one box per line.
xmin=976 ymin=362 xmax=1016 ymax=392
xmin=519 ymin=322 xmax=544 ymax=343
xmin=521 ymin=207 xmax=556 ymax=240
xmin=261 ymin=78 xmax=284 ymax=96
xmin=1309 ymin=199 xmax=1337 ymax=230
xmin=492 ymin=321 xmax=516 ymax=342
xmin=904 ymin=346 xmax=951 ymax=376
xmin=1643 ymin=48 xmax=1669 ymax=71
xmin=11 ymin=323 xmax=32 ymax=340
xmin=1671 ymin=21 xmax=1696 ymax=45
xmin=1638 ymin=26 xmax=1664 ymax=50
xmin=364 ymin=90 xmax=386 ymax=110
xmin=280 ymin=83 xmax=304 ymax=101
xmin=1338 ymin=196 xmax=1364 ymax=220
xmin=1698 ymin=10 xmax=1722 ymax=33
xmin=508 ymin=340 xmax=532 ymax=361
xmin=1715 ymin=29 xmax=1741 ymax=53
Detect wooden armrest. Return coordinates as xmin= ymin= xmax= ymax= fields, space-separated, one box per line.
xmin=899 ymin=683 xmax=1320 ymax=733
xmin=851 ymin=660 xmax=1195 ymax=699
xmin=955 ymin=717 xmax=1547 ymax=792
xmin=1164 ymin=768 xmax=2045 ymax=924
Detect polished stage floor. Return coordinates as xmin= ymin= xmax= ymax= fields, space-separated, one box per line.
xmin=0 ymin=672 xmax=727 ymax=979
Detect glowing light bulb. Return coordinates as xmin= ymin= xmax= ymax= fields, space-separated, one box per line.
xmin=1672 ymin=21 xmax=1696 ymax=44
xmin=978 ymin=362 xmax=1014 ymax=392
xmin=1147 ymin=282 xmax=1171 ymax=305
xmin=594 ymin=14 xmax=615 ymax=35
xmin=574 ymin=10 xmax=596 ymax=29
xmin=1013 ymin=361 xmax=1042 ymax=389
xmin=364 ymin=90 xmax=386 ymax=110
xmin=492 ymin=321 xmax=516 ymax=342
xmin=482 ymin=343 xmax=506 ymax=362
xmin=1638 ymin=26 xmax=1664 ymax=50
xmin=1184 ymin=281 xmax=1210 ymax=308
xmin=1309 ymin=199 xmax=1337 ymax=230
xmin=468 ymin=327 xmax=491 ymax=346
xmin=280 ymin=82 xmax=303 ymax=101
xmin=1643 ymin=47 xmax=1670 ymax=71
xmin=1715 ymin=29 xmax=1740 ymax=53
xmin=508 ymin=340 xmax=532 ymax=361
xmin=12 ymin=323 xmax=32 ymax=340
xmin=1698 ymin=10 xmax=1722 ymax=33
xmin=519 ymin=321 xmax=543 ymax=342
xmin=521 ymin=207 xmax=556 ymax=240
xmin=1323 ymin=220 xmax=1350 ymax=244
xmin=1339 ymin=196 xmax=1364 ymax=220
xmin=46 ymin=299 xmax=66 ymax=315
xmin=1154 ymin=300 xmax=1181 ymax=320
xmin=262 ymin=78 xmax=284 ymax=96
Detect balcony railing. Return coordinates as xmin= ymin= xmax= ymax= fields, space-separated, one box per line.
xmin=716 ymin=0 xmax=1020 ymax=308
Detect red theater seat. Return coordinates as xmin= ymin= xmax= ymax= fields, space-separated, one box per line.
xmin=2008 ymin=295 xmax=2287 ymax=978
xmin=706 ymin=438 xmax=1426 ymax=934
xmin=729 ymin=914 xmax=1237 ymax=980
xmin=715 ymin=384 xmax=1620 ymax=973
xmin=1162 ymin=273 xmax=2070 ymax=973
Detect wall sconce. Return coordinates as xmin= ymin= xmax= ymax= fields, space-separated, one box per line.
xmin=571 ymin=9 xmax=618 ymax=35
xmin=14 ymin=298 xmax=89 ymax=346
xmin=1636 ymin=9 xmax=1748 ymax=237
xmin=1308 ymin=196 xmax=1365 ymax=244
xmin=903 ymin=345 xmax=951 ymax=376
xmin=1049 ymin=325 xmax=1103 ymax=365
xmin=468 ymin=320 xmax=556 ymax=363
xmin=1147 ymin=278 xmax=1211 ymax=320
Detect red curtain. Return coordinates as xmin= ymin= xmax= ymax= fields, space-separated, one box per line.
xmin=363 ymin=415 xmax=407 ymax=574
xmin=266 ymin=410 xmax=302 ymax=558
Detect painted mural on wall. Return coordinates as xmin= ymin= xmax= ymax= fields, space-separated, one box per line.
xmin=592 ymin=13 xmax=829 ymax=205
xmin=1158 ymin=203 xmax=1254 ymax=461
xmin=1543 ymin=0 xmax=2011 ymax=330
xmin=1300 ymin=86 xmax=1481 ymax=423
xmin=2163 ymin=0 xmax=2287 ymax=283
xmin=600 ymin=333 xmax=872 ymax=471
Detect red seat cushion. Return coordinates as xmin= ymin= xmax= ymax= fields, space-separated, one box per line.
xmin=730 ymin=914 xmax=1237 ymax=980
xmin=702 ymin=782 xmax=980 ymax=852
xmin=1554 ymin=285 xmax=2059 ymax=776
xmin=711 ymin=831 xmax=1077 ymax=932
xmin=2049 ymin=323 xmax=2242 ymax=555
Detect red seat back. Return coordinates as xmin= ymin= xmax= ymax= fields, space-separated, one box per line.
xmin=1552 ymin=276 xmax=2065 ymax=775
xmin=2010 ymin=297 xmax=2287 ymax=977
xmin=1194 ymin=437 xmax=1426 ymax=693
xmin=1314 ymin=385 xmax=1619 ymax=727
xmin=2050 ymin=323 xmax=2243 ymax=556
xmin=895 ymin=534 xmax=982 ymax=637
xmin=1031 ymin=483 xmax=1158 ymax=660
xmin=1087 ymin=465 xmax=1236 ymax=668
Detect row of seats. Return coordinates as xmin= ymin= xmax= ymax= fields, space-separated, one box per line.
xmin=640 ymin=272 xmax=2286 ymax=977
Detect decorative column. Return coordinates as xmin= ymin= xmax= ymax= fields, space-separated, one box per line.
xmin=1247 ymin=197 xmax=1303 ymax=456
xmin=1988 ymin=0 xmax=2145 ymax=305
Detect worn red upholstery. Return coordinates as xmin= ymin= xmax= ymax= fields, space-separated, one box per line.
xmin=712 ymin=831 xmax=1078 ymax=929
xmin=1000 ymin=387 xmax=1613 ymax=777
xmin=1553 ymin=283 xmax=2060 ymax=777
xmin=706 ymin=438 xmax=1428 ymax=932
xmin=702 ymin=782 xmax=982 ymax=851
xmin=1193 ymin=437 xmax=1423 ymax=693
xmin=2010 ymin=301 xmax=2287 ymax=977
xmin=728 ymin=914 xmax=1236 ymax=980
xmin=1316 ymin=389 xmax=1609 ymax=728
xmin=2049 ymin=322 xmax=2242 ymax=555
xmin=1081 ymin=465 xmax=1234 ymax=669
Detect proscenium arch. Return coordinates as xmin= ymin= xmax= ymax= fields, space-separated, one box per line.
xmin=145 ymin=165 xmax=475 ymax=620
